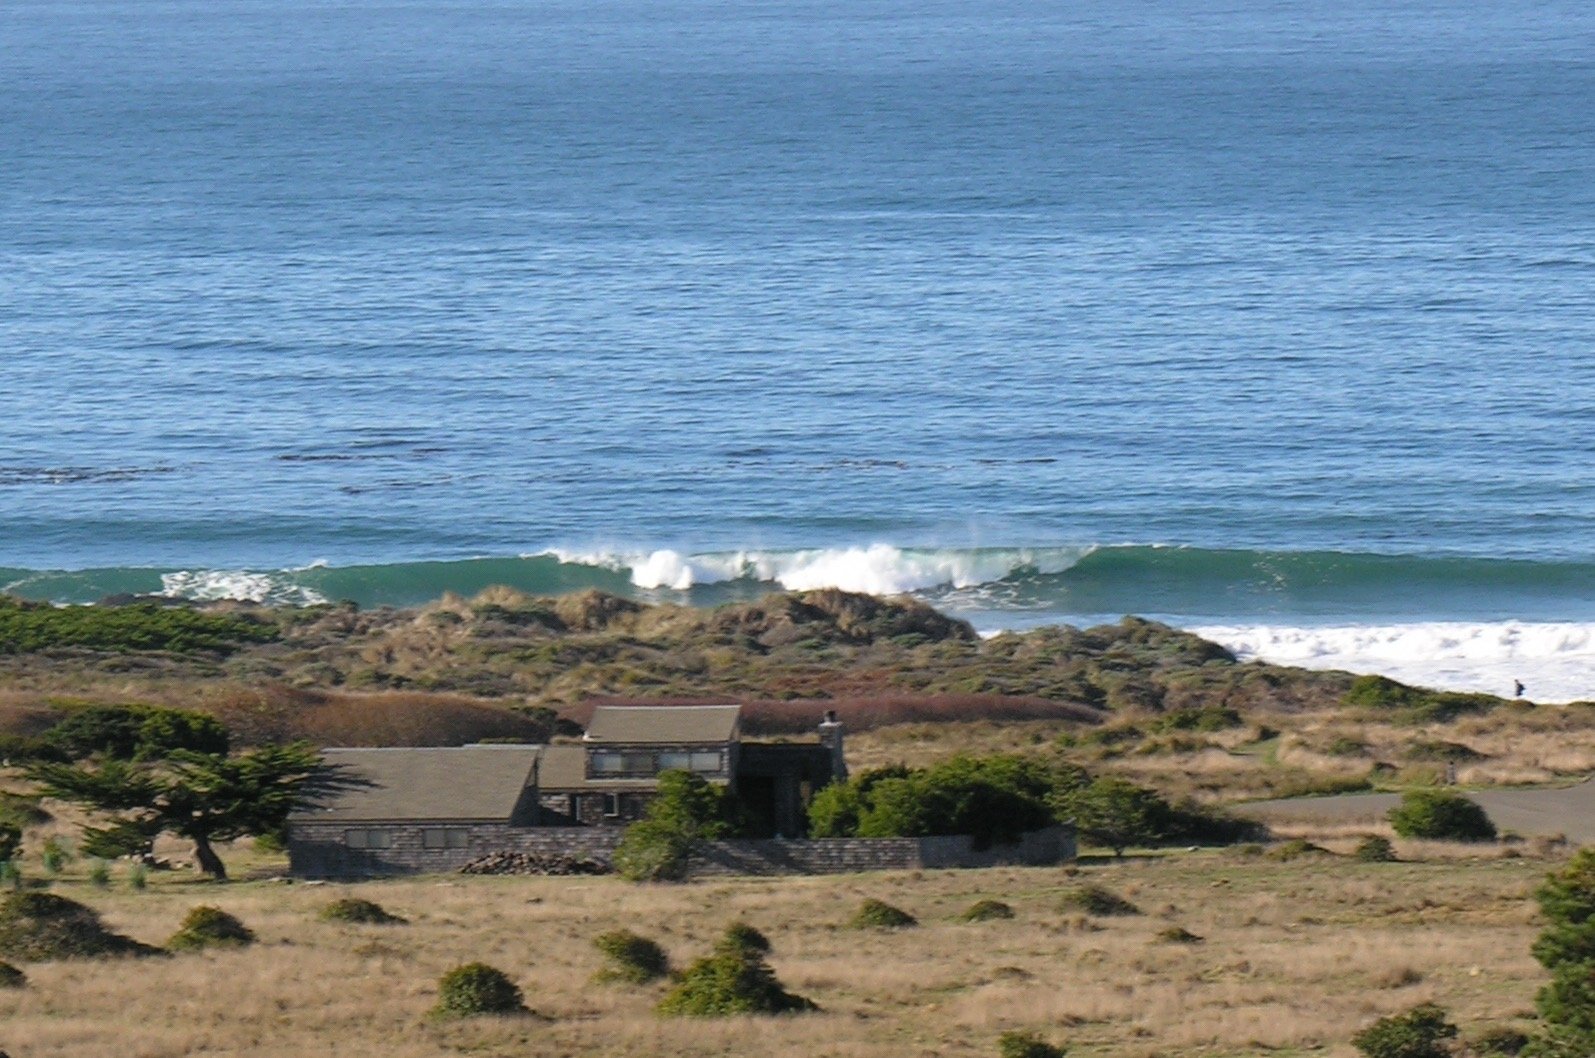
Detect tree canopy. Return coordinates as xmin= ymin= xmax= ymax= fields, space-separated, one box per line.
xmin=29 ymin=742 xmax=337 ymax=879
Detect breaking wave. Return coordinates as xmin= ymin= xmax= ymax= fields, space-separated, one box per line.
xmin=5 ymin=543 xmax=1595 ymax=699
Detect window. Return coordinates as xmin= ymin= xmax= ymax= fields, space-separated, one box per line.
xmin=658 ymin=751 xmax=692 ymax=771
xmin=690 ymin=751 xmax=723 ymax=773
xmin=422 ymin=828 xmax=469 ymax=850
xmin=591 ymin=751 xmax=625 ymax=774
xmin=344 ymin=828 xmax=393 ymax=850
xmin=603 ymin=793 xmax=621 ymax=818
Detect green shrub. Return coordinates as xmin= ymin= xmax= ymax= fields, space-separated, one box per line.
xmin=41 ymin=835 xmax=71 ymax=874
xmin=1471 ymin=1027 xmax=1530 ymax=1055
xmin=997 ymin=1029 xmax=1067 ymax=1058
xmin=0 ymin=960 xmax=25 ymax=988
xmin=1156 ymin=926 xmax=1203 ymax=944
xmin=657 ymin=945 xmax=815 ymax=1017
xmin=166 ymin=906 xmax=254 ymax=951
xmin=318 ymin=898 xmax=405 ymax=925
xmin=1405 ymin=739 xmax=1484 ymax=763
xmin=1269 ymin=838 xmax=1330 ymax=861
xmin=849 ymin=899 xmax=917 ymax=929
xmin=0 ymin=891 xmax=160 ymax=960
xmin=614 ymin=771 xmax=738 ymax=882
xmin=1058 ymin=885 xmax=1139 ymax=917
xmin=0 ymin=597 xmax=275 ymax=656
xmin=1357 ymin=836 xmax=1398 ymax=862
xmin=1387 ymin=790 xmax=1496 ymax=842
xmin=1351 ymin=1003 xmax=1458 ymax=1058
xmin=1055 ymin=776 xmax=1169 ymax=856
xmin=716 ymin=922 xmax=771 ymax=955
xmin=87 ymin=859 xmax=111 ymax=889
xmin=961 ymin=899 xmax=1015 ymax=922
xmin=127 ymin=863 xmax=147 ymax=891
xmin=593 ymin=929 xmax=670 ymax=983
xmin=1148 ymin=705 xmax=1242 ymax=733
xmin=432 ymin=962 xmax=526 ymax=1018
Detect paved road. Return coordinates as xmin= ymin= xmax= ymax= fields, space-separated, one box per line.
xmin=1242 ymin=779 xmax=1595 ymax=844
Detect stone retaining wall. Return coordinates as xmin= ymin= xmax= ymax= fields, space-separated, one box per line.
xmin=288 ymin=821 xmax=1073 ymax=879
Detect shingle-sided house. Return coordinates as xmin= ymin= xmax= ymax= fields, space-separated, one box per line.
xmin=287 ymin=703 xmax=845 ymax=876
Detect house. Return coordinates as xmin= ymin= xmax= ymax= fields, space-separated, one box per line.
xmin=286 ymin=704 xmax=845 ymax=876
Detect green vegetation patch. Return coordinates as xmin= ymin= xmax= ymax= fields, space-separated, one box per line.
xmin=166 ymin=906 xmax=255 ymax=951
xmin=1356 ymin=836 xmax=1397 ymax=862
xmin=0 ymin=597 xmax=276 ymax=655
xmin=998 ymin=1030 xmax=1068 ymax=1058
xmin=319 ymin=897 xmax=406 ymax=925
xmin=715 ymin=922 xmax=771 ymax=955
xmin=849 ymin=898 xmax=918 ymax=929
xmin=1387 ymin=790 xmax=1497 ymax=842
xmin=657 ymin=928 xmax=815 ymax=1017
xmin=1058 ymin=885 xmax=1139 ymax=917
xmin=960 ymin=899 xmax=1015 ymax=922
xmin=432 ymin=962 xmax=526 ymax=1018
xmin=0 ymin=892 xmax=161 ymax=961
xmin=1351 ymin=1002 xmax=1457 ymax=1058
xmin=593 ymin=928 xmax=670 ymax=983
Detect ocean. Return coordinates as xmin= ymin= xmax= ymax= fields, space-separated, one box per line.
xmin=4 ymin=0 xmax=1593 ymax=698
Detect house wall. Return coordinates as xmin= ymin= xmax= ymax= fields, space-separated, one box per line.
xmin=287 ymin=821 xmax=1074 ymax=878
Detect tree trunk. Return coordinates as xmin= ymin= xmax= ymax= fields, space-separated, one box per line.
xmin=192 ymin=834 xmax=227 ymax=880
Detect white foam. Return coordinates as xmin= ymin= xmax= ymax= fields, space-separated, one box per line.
xmin=1192 ymin=621 xmax=1595 ymax=703
xmin=160 ymin=569 xmax=328 ymax=607
xmin=550 ymin=545 xmax=1091 ymax=594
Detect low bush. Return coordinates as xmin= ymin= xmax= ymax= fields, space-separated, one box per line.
xmin=80 ymin=820 xmax=156 ymax=861
xmin=0 ymin=892 xmax=160 ymax=960
xmin=1156 ymin=926 xmax=1203 ymax=944
xmin=0 ymin=597 xmax=275 ymax=656
xmin=319 ymin=897 xmax=406 ymax=925
xmin=657 ymin=942 xmax=815 ymax=1017
xmin=1388 ymin=790 xmax=1496 ymax=842
xmin=1269 ymin=838 xmax=1330 ymax=861
xmin=997 ymin=1030 xmax=1067 ymax=1058
xmin=593 ymin=929 xmax=670 ymax=983
xmin=1470 ymin=1027 xmax=1529 ymax=1055
xmin=1357 ymin=836 xmax=1397 ymax=862
xmin=432 ymin=963 xmax=526 ymax=1018
xmin=716 ymin=922 xmax=771 ymax=955
xmin=0 ymin=960 xmax=24 ymax=988
xmin=961 ymin=899 xmax=1015 ymax=922
xmin=849 ymin=898 xmax=917 ymax=929
xmin=1058 ymin=885 xmax=1139 ymax=917
xmin=166 ymin=906 xmax=254 ymax=951
xmin=1351 ymin=1002 xmax=1457 ymax=1058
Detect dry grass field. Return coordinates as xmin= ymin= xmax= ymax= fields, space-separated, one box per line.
xmin=0 ymin=845 xmax=1557 ymax=1058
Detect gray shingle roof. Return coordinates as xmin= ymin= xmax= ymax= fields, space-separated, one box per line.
xmin=291 ymin=746 xmax=540 ymax=822
xmin=584 ymin=704 xmax=740 ymax=744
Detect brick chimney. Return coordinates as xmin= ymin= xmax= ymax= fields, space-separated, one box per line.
xmin=817 ymin=709 xmax=847 ymax=782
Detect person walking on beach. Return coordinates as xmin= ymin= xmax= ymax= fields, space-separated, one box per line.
xmin=1515 ymin=679 xmax=1526 ymax=698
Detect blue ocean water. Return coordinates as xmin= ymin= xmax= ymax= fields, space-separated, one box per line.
xmin=3 ymin=0 xmax=1594 ymax=692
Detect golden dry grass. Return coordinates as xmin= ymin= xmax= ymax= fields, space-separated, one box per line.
xmin=0 ymin=848 xmax=1556 ymax=1058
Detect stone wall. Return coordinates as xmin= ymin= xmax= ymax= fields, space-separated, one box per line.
xmin=689 ymin=825 xmax=1075 ymax=876
xmin=288 ymin=821 xmax=1073 ymax=879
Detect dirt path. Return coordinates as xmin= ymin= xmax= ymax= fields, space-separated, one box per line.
xmin=1242 ymin=778 xmax=1595 ymax=843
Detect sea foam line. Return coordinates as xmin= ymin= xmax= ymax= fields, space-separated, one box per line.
xmin=1193 ymin=621 xmax=1595 ymax=704
xmin=546 ymin=545 xmax=1093 ymax=594
xmin=160 ymin=568 xmax=329 ymax=607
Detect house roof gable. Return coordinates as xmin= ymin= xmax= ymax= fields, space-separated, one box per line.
xmin=584 ymin=703 xmax=740 ymax=744
xmin=290 ymin=746 xmax=541 ymax=823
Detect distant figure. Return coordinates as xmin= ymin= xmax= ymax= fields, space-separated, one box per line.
xmin=1515 ymin=679 xmax=1526 ymax=698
